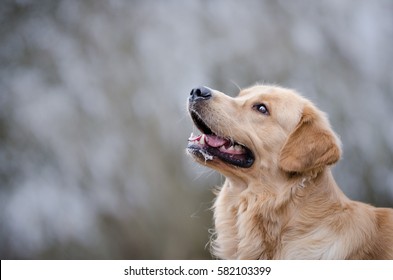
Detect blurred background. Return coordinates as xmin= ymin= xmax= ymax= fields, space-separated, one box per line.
xmin=1 ymin=0 xmax=393 ymax=259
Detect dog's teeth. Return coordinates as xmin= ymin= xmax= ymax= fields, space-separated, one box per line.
xmin=219 ymin=145 xmax=234 ymax=153
xmin=219 ymin=143 xmax=246 ymax=155
xmin=234 ymin=145 xmax=244 ymax=152
xmin=227 ymin=145 xmax=235 ymax=151
xmin=200 ymin=134 xmax=206 ymax=144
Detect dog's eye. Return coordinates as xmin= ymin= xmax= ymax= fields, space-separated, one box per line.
xmin=254 ymin=104 xmax=269 ymax=115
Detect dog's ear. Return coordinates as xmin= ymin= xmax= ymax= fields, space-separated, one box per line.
xmin=279 ymin=104 xmax=341 ymax=174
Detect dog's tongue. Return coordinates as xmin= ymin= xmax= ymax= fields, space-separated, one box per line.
xmin=205 ymin=135 xmax=228 ymax=147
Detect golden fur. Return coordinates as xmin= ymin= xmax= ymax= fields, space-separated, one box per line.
xmin=187 ymin=85 xmax=393 ymax=259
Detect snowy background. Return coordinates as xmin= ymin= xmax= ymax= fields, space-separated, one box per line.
xmin=1 ymin=0 xmax=393 ymax=259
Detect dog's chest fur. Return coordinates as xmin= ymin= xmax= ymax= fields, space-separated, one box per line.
xmin=212 ymin=178 xmax=356 ymax=259
xmin=212 ymin=180 xmax=289 ymax=259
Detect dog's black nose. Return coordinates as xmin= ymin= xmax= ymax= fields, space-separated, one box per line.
xmin=189 ymin=86 xmax=212 ymax=102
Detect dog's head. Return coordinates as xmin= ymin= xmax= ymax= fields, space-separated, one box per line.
xmin=187 ymin=85 xmax=341 ymax=181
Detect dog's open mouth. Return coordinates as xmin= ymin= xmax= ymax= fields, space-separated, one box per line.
xmin=187 ymin=111 xmax=254 ymax=168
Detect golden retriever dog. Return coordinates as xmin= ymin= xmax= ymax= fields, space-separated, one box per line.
xmin=186 ymin=84 xmax=393 ymax=259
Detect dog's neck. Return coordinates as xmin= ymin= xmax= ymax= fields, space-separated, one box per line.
xmin=224 ymin=167 xmax=348 ymax=207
